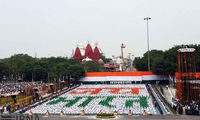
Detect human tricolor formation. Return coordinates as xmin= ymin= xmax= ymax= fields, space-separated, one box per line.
xmin=26 ymin=84 xmax=156 ymax=114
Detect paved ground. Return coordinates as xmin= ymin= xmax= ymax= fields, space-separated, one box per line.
xmin=40 ymin=115 xmax=200 ymax=120
xmin=2 ymin=115 xmax=199 ymax=120
xmin=1 ymin=114 xmax=200 ymax=120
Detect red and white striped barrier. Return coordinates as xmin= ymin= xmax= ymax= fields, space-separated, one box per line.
xmin=80 ymin=72 xmax=168 ymax=82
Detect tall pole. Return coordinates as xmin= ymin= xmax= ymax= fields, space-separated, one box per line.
xmin=132 ymin=54 xmax=134 ymax=71
xmin=121 ymin=43 xmax=125 ymax=71
xmin=144 ymin=17 xmax=151 ymax=71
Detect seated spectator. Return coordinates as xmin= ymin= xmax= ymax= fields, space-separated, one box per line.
xmin=143 ymin=110 xmax=147 ymax=115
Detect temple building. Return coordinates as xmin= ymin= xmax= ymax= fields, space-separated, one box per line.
xmin=73 ymin=43 xmax=102 ymax=62
xmin=73 ymin=42 xmax=134 ymax=72
xmin=73 ymin=47 xmax=82 ymax=62
xmin=93 ymin=46 xmax=100 ymax=61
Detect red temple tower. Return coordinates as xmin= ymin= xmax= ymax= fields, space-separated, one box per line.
xmin=74 ymin=47 xmax=82 ymax=62
xmin=93 ymin=46 xmax=100 ymax=61
xmin=85 ymin=44 xmax=93 ymax=59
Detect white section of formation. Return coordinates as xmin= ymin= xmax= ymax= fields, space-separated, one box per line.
xmin=80 ymin=75 xmax=168 ymax=82
xmin=26 ymin=84 xmax=156 ymax=115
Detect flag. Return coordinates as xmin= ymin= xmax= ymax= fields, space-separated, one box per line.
xmin=169 ymin=74 xmax=173 ymax=81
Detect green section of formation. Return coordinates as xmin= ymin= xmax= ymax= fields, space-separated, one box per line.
xmin=47 ymin=96 xmax=149 ymax=108
xmin=125 ymin=96 xmax=148 ymax=108
xmin=47 ymin=97 xmax=66 ymax=105
xmin=78 ymin=96 xmax=95 ymax=107
xmin=99 ymin=96 xmax=116 ymax=108
xmin=65 ymin=97 xmax=82 ymax=107
xmin=125 ymin=99 xmax=137 ymax=108
xmin=139 ymin=96 xmax=149 ymax=108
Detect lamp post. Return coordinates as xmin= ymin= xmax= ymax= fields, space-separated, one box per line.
xmin=144 ymin=17 xmax=151 ymax=71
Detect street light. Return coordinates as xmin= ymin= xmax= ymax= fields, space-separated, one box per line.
xmin=144 ymin=17 xmax=151 ymax=71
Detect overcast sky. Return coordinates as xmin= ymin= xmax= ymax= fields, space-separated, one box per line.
xmin=0 ymin=0 xmax=199 ymax=59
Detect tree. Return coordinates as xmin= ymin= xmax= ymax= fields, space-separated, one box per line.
xmin=133 ymin=45 xmax=200 ymax=75
xmin=83 ymin=61 xmax=104 ymax=72
xmin=100 ymin=53 xmax=111 ymax=63
xmin=152 ymin=57 xmax=175 ymax=74
xmin=23 ymin=60 xmax=49 ymax=81
xmin=133 ymin=57 xmax=148 ymax=71
xmin=0 ymin=61 xmax=9 ymax=79
xmin=69 ymin=64 xmax=85 ymax=83
xmin=0 ymin=54 xmax=34 ymax=80
xmin=134 ymin=50 xmax=164 ymax=71
xmin=53 ymin=62 xmax=70 ymax=81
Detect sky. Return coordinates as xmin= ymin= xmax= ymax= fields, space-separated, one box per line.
xmin=0 ymin=0 xmax=199 ymax=59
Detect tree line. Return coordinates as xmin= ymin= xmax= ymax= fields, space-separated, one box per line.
xmin=134 ymin=44 xmax=200 ymax=75
xmin=1 ymin=44 xmax=198 ymax=81
xmin=0 ymin=54 xmax=105 ymax=82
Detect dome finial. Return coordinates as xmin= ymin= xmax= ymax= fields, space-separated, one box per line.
xmin=95 ymin=42 xmax=98 ymax=47
xmin=87 ymin=40 xmax=90 ymax=44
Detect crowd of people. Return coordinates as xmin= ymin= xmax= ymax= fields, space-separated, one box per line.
xmin=172 ymin=98 xmax=200 ymax=115
xmin=0 ymin=81 xmax=49 ymax=114
xmin=185 ymin=101 xmax=200 ymax=115
xmin=0 ymin=82 xmax=42 ymax=96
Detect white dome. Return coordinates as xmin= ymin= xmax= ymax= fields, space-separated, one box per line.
xmin=78 ymin=42 xmax=85 ymax=49
xmin=77 ymin=42 xmax=85 ymax=56
xmin=82 ymin=57 xmax=92 ymax=62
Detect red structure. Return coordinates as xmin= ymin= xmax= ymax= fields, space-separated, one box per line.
xmin=176 ymin=47 xmax=200 ymax=104
xmin=93 ymin=46 xmax=100 ymax=61
xmin=74 ymin=47 xmax=82 ymax=62
xmin=73 ymin=43 xmax=101 ymax=62
xmin=104 ymin=63 xmax=120 ymax=72
xmin=85 ymin=44 xmax=93 ymax=59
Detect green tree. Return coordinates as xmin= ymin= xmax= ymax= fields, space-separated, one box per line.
xmin=134 ymin=50 xmax=164 ymax=71
xmin=0 ymin=61 xmax=9 ymax=79
xmin=84 ymin=61 xmax=104 ymax=72
xmin=23 ymin=60 xmax=49 ymax=81
xmin=52 ymin=62 xmax=70 ymax=81
xmin=69 ymin=64 xmax=85 ymax=83
xmin=100 ymin=53 xmax=111 ymax=63
xmin=133 ymin=57 xmax=148 ymax=71
xmin=133 ymin=45 xmax=200 ymax=75
xmin=1 ymin=54 xmax=34 ymax=80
